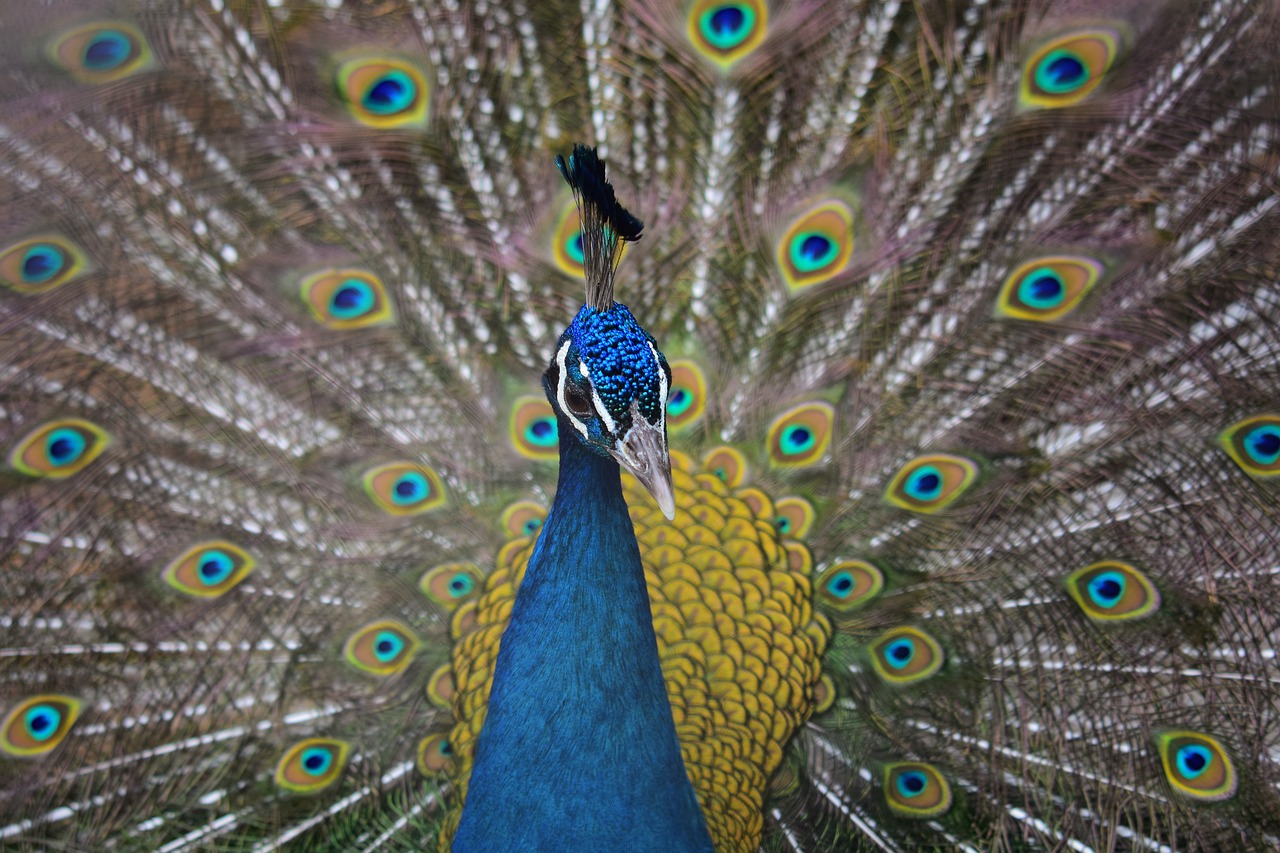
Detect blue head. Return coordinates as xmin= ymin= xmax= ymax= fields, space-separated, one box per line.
xmin=543 ymin=302 xmax=675 ymax=518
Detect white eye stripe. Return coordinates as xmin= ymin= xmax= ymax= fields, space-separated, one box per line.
xmin=648 ymin=341 xmax=668 ymax=438
xmin=556 ymin=341 xmax=588 ymax=439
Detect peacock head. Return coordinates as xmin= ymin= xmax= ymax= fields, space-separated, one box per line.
xmin=543 ymin=302 xmax=675 ymax=520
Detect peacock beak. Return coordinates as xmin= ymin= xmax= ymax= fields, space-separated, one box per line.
xmin=610 ymin=409 xmax=676 ymax=521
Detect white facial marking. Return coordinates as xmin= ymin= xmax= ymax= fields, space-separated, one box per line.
xmin=556 ymin=341 xmax=588 ymax=439
xmin=648 ymin=342 xmax=668 ymax=441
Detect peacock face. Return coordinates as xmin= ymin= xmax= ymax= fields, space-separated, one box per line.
xmin=543 ymin=303 xmax=675 ymax=518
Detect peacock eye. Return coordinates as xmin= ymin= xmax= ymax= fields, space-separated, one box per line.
xmin=687 ymin=0 xmax=768 ymax=68
xmin=0 ymin=236 xmax=90 ymax=295
xmin=1065 ymin=561 xmax=1159 ymax=621
xmin=361 ymin=462 xmax=447 ymax=516
xmin=996 ymin=256 xmax=1104 ymax=321
xmin=300 ymin=269 xmax=393 ymax=329
xmin=343 ymin=620 xmax=420 ymax=675
xmin=1155 ymin=731 xmax=1237 ymax=801
xmin=883 ymin=762 xmax=953 ymax=817
xmin=564 ymin=385 xmax=593 ymax=418
xmin=818 ymin=560 xmax=885 ymax=611
xmin=510 ymin=397 xmax=559 ymax=460
xmin=8 ymin=418 xmax=110 ymax=479
xmin=417 ymin=732 xmax=457 ymax=775
xmin=1020 ymin=27 xmax=1123 ymax=109
xmin=336 ymin=58 xmax=429 ymax=129
xmin=665 ymin=360 xmax=705 ymax=430
xmin=776 ymin=200 xmax=855 ymax=291
xmin=869 ymin=626 xmax=944 ymax=685
xmin=275 ymin=739 xmax=349 ymax=793
xmin=163 ymin=541 xmax=255 ymax=599
xmin=1219 ymin=414 xmax=1280 ymax=477
xmin=49 ymin=22 xmax=154 ymax=83
xmin=1 ymin=695 xmax=82 ymax=757
xmin=884 ymin=453 xmax=978 ymax=513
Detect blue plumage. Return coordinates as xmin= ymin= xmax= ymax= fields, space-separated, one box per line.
xmin=453 ymin=423 xmax=711 ymax=852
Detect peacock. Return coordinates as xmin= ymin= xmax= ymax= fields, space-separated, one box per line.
xmin=1 ymin=0 xmax=1278 ymax=850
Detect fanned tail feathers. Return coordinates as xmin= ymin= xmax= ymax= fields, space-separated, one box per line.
xmin=1 ymin=0 xmax=1279 ymax=851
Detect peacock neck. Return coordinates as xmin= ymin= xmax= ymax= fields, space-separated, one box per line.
xmin=451 ymin=422 xmax=712 ymax=853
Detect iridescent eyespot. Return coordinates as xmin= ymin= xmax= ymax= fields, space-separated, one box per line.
xmin=551 ymin=201 xmax=586 ymax=278
xmin=300 ymin=269 xmax=393 ymax=329
xmin=767 ymin=402 xmax=834 ymax=468
xmin=510 ymin=397 xmax=559 ymax=460
xmin=1065 ymin=561 xmax=1159 ymax=622
xmin=362 ymin=462 xmax=446 ymax=516
xmin=703 ymin=446 xmax=747 ymax=487
xmin=884 ymin=762 xmax=952 ymax=817
xmin=1155 ymin=731 xmax=1236 ymax=802
xmin=0 ymin=236 xmax=90 ymax=295
xmin=343 ymin=620 xmax=420 ymax=675
xmin=818 ymin=560 xmax=884 ymax=611
xmin=49 ymin=22 xmax=154 ymax=83
xmin=884 ymin=453 xmax=977 ymax=513
xmin=9 ymin=418 xmax=109 ymax=479
xmin=417 ymin=733 xmax=456 ymax=775
xmin=275 ymin=738 xmax=349 ymax=793
xmin=1 ymin=695 xmax=82 ymax=757
xmin=163 ymin=541 xmax=255 ymax=598
xmin=499 ymin=500 xmax=547 ymax=539
xmin=426 ymin=663 xmax=456 ymax=710
xmin=869 ymin=626 xmax=943 ymax=685
xmin=776 ymin=201 xmax=854 ymax=291
xmin=1020 ymin=27 xmax=1123 ymax=109
xmin=1219 ymin=415 xmax=1280 ymax=477
xmin=687 ymin=0 xmax=768 ymax=68
xmin=420 ymin=562 xmax=484 ymax=609
xmin=996 ymin=256 xmax=1104 ymax=321
xmin=336 ymin=58 xmax=429 ymax=129
xmin=666 ymin=361 xmax=707 ymax=430
xmin=773 ymin=496 xmax=814 ymax=538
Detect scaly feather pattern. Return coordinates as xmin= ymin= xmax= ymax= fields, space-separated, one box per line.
xmin=1 ymin=1 xmax=1278 ymax=851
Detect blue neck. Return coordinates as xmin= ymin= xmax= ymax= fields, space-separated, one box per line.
xmin=453 ymin=424 xmax=712 ymax=853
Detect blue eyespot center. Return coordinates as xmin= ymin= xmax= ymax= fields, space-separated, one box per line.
xmin=83 ymin=31 xmax=131 ymax=71
xmin=392 ymin=472 xmax=429 ymax=504
xmin=566 ymin=233 xmax=585 ymax=265
xmin=885 ymin=639 xmax=915 ymax=668
xmin=301 ymin=747 xmax=332 ymax=776
xmin=525 ymin=417 xmax=558 ymax=448
xmin=905 ymin=466 xmax=943 ymax=501
xmin=449 ymin=575 xmax=475 ymax=596
xmin=1036 ymin=50 xmax=1088 ymax=93
xmin=330 ymin=280 xmax=375 ymax=319
xmin=1019 ymin=269 xmax=1066 ymax=308
xmin=373 ymin=631 xmax=404 ymax=661
xmin=45 ymin=428 xmax=86 ymax=466
xmin=1245 ymin=425 xmax=1280 ymax=464
xmin=363 ymin=71 xmax=416 ymax=114
xmin=197 ymin=550 xmax=235 ymax=585
xmin=829 ymin=572 xmax=854 ymax=596
xmin=789 ymin=232 xmax=838 ymax=272
xmin=700 ymin=5 xmax=755 ymax=50
xmin=897 ymin=770 xmax=927 ymax=797
xmin=523 ymin=519 xmax=541 ymax=535
xmin=774 ymin=516 xmax=790 ymax=534
xmin=25 ymin=706 xmax=59 ymax=741
xmin=22 ymin=246 xmax=64 ymax=283
xmin=1088 ymin=571 xmax=1125 ymax=607
xmin=667 ymin=387 xmax=693 ymax=417
xmin=1176 ymin=744 xmax=1213 ymax=779
xmin=782 ymin=425 xmax=814 ymax=454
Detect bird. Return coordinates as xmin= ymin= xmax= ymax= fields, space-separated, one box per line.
xmin=0 ymin=0 xmax=1277 ymax=851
